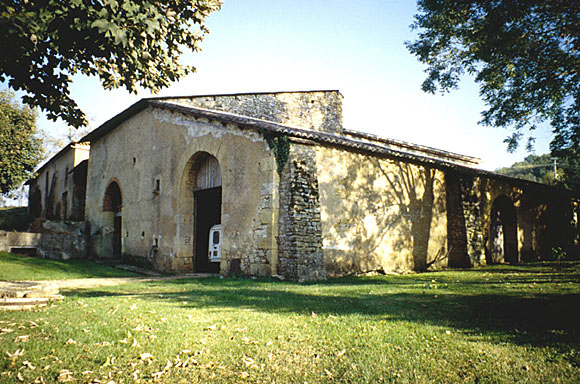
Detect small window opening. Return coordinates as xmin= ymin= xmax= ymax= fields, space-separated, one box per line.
xmin=141 ymin=231 xmax=145 ymax=239
xmin=133 ymin=157 xmax=136 ymax=166
xmin=154 ymin=238 xmax=159 ymax=247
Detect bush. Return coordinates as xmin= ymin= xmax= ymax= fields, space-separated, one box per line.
xmin=0 ymin=207 xmax=33 ymax=231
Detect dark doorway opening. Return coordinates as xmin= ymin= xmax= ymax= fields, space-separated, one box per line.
xmin=488 ymin=195 xmax=518 ymax=264
xmin=104 ymin=181 xmax=123 ymax=259
xmin=194 ymin=186 xmax=222 ymax=273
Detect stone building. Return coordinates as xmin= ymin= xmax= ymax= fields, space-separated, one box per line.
xmin=27 ymin=90 xmax=580 ymax=280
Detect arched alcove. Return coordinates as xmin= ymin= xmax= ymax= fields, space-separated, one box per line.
xmin=103 ymin=181 xmax=123 ymax=258
xmin=180 ymin=152 xmax=222 ymax=273
xmin=488 ymin=195 xmax=518 ymax=264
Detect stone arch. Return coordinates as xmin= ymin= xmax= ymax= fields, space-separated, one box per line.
xmin=103 ymin=180 xmax=123 ymax=258
xmin=179 ymin=152 xmax=222 ymax=273
xmin=488 ymin=195 xmax=518 ymax=264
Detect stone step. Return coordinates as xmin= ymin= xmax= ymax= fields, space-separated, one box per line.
xmin=0 ymin=295 xmax=64 ymax=311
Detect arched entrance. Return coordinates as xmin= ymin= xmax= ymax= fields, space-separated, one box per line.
xmin=183 ymin=152 xmax=222 ymax=273
xmin=103 ymin=181 xmax=123 ymax=258
xmin=488 ymin=195 xmax=518 ymax=264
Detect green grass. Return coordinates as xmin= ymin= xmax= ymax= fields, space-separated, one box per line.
xmin=1 ymin=262 xmax=579 ymax=383
xmin=0 ymin=252 xmax=140 ymax=280
xmin=0 ymin=207 xmax=33 ymax=232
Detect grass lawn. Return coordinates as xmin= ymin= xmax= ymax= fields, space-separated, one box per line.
xmin=0 ymin=259 xmax=579 ymax=383
xmin=0 ymin=252 xmax=140 ymax=280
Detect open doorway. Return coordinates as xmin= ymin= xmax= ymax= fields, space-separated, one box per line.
xmin=103 ymin=181 xmax=123 ymax=259
xmin=190 ymin=153 xmax=222 ymax=273
xmin=194 ymin=186 xmax=222 ymax=273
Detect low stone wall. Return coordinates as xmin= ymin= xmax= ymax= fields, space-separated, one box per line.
xmin=0 ymin=220 xmax=88 ymax=260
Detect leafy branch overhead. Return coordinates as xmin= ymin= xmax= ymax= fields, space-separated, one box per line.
xmin=407 ymin=0 xmax=580 ymax=191
xmin=0 ymin=0 xmax=222 ymax=127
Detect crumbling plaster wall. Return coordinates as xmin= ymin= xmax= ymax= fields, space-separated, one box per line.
xmin=313 ymin=145 xmax=448 ymax=276
xmin=85 ymin=107 xmax=278 ymax=275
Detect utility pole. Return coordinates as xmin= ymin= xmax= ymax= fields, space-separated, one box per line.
xmin=552 ymin=157 xmax=558 ymax=180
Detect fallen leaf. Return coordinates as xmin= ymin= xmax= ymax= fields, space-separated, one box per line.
xmin=15 ymin=335 xmax=30 ymax=343
xmin=206 ymin=324 xmax=217 ymax=331
xmin=65 ymin=339 xmax=76 ymax=345
xmin=17 ymin=371 xmax=25 ymax=382
xmin=337 ymin=349 xmax=346 ymax=357
xmin=140 ymin=353 xmax=153 ymax=360
xmin=130 ymin=304 xmax=137 ymax=310
xmin=22 ymin=360 xmax=36 ymax=370
xmin=57 ymin=369 xmax=73 ymax=382
xmin=241 ymin=356 xmax=255 ymax=367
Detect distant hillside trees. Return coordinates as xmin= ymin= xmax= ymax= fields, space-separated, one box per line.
xmin=495 ymin=154 xmax=578 ymax=189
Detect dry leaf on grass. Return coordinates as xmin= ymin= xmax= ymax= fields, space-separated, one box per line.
xmin=57 ymin=369 xmax=73 ymax=382
xmin=15 ymin=335 xmax=30 ymax=342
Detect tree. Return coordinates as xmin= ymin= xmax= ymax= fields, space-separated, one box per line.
xmin=407 ymin=1 xmax=580 ymax=190
xmin=0 ymin=90 xmax=43 ymax=197
xmin=495 ymin=154 xmax=557 ymax=185
xmin=0 ymin=0 xmax=222 ymax=128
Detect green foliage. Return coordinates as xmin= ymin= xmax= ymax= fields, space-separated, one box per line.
xmin=0 ymin=207 xmax=34 ymax=231
xmin=407 ymin=0 xmax=580 ymax=189
xmin=495 ymin=153 xmax=580 ymax=190
xmin=495 ymin=153 xmax=557 ymax=184
xmin=0 ymin=90 xmax=43 ymax=196
xmin=262 ymin=132 xmax=291 ymax=174
xmin=0 ymin=0 xmax=222 ymax=127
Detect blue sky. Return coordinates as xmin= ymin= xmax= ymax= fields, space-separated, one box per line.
xmin=33 ymin=0 xmax=553 ymax=170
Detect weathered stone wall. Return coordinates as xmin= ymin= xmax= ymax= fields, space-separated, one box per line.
xmin=445 ymin=171 xmax=579 ymax=264
xmin=0 ymin=228 xmax=87 ymax=260
xmin=277 ymin=144 xmax=325 ymax=281
xmin=314 ymin=146 xmax=448 ymax=275
xmin=28 ymin=143 xmax=90 ymax=221
xmin=165 ymin=91 xmax=343 ymax=134
xmin=445 ymin=173 xmax=485 ymax=267
xmin=84 ymin=106 xmax=278 ymax=275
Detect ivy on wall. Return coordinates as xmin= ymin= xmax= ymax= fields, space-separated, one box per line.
xmin=261 ymin=131 xmax=290 ymax=175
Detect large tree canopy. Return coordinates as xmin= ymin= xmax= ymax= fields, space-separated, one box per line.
xmin=407 ymin=0 xmax=580 ymax=189
xmin=0 ymin=0 xmax=222 ymax=127
xmin=0 ymin=90 xmax=43 ymax=197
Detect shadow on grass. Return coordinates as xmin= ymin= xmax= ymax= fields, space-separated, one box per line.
xmin=72 ymin=271 xmax=580 ymax=352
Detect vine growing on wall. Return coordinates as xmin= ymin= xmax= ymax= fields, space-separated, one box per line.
xmin=261 ymin=131 xmax=290 ymax=175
